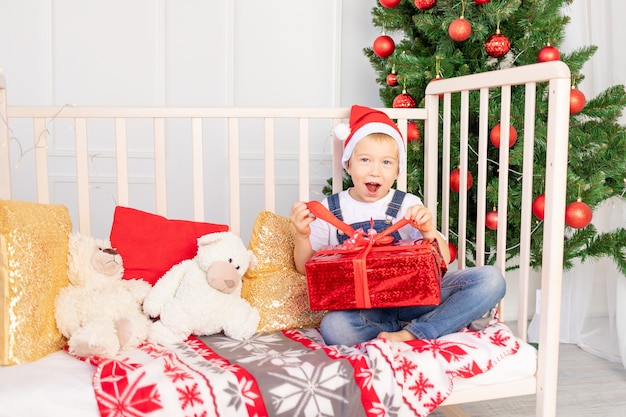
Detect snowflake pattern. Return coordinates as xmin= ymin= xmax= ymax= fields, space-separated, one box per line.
xmin=89 ymin=323 xmax=519 ymax=417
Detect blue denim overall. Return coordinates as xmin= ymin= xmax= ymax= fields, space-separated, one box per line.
xmin=328 ymin=190 xmax=406 ymax=243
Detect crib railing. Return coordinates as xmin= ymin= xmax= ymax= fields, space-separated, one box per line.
xmin=424 ymin=61 xmax=571 ymax=414
xmin=0 ymin=94 xmax=421 ymax=238
xmin=0 ymin=61 xmax=571 ymax=417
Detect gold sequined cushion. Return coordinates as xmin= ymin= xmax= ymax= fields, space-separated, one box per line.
xmin=242 ymin=211 xmax=325 ymax=333
xmin=0 ymin=199 xmax=72 ymax=365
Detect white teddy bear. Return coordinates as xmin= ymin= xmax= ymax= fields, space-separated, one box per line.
xmin=143 ymin=231 xmax=260 ymax=345
xmin=54 ymin=233 xmax=152 ymax=358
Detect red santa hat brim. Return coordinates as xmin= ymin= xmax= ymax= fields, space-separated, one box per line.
xmin=337 ymin=105 xmax=405 ymax=172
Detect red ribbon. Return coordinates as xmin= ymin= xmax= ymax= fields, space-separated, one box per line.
xmin=306 ymin=200 xmax=411 ymax=308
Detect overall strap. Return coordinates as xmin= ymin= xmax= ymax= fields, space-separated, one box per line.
xmin=384 ymin=190 xmax=406 ymax=224
xmin=327 ymin=193 xmax=343 ymax=221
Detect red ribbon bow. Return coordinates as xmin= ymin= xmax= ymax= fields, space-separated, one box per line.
xmin=306 ymin=200 xmax=411 ymax=308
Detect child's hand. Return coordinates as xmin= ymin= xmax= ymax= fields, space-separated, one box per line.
xmin=404 ymin=204 xmax=437 ymax=237
xmin=290 ymin=201 xmax=315 ymax=238
xmin=404 ymin=204 xmax=451 ymax=263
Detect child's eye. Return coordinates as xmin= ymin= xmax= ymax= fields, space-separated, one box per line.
xmin=360 ymin=157 xmax=370 ymax=164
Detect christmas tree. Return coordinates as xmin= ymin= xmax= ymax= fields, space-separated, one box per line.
xmin=364 ymin=0 xmax=626 ymax=274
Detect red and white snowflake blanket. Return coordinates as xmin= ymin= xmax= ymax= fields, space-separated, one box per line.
xmin=87 ymin=322 xmax=519 ymax=417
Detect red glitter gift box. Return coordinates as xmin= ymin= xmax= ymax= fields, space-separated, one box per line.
xmin=303 ymin=201 xmax=447 ymax=311
xmin=305 ymin=239 xmax=445 ymax=310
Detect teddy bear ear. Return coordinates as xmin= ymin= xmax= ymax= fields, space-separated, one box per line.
xmin=198 ymin=232 xmax=222 ymax=247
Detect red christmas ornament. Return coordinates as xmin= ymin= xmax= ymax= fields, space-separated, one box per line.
xmin=393 ymin=90 xmax=417 ymax=108
xmin=448 ymin=242 xmax=457 ymax=264
xmin=450 ymin=167 xmax=473 ymax=192
xmin=449 ymin=18 xmax=472 ymax=42
xmin=537 ymin=45 xmax=560 ymax=62
xmin=565 ymin=200 xmax=593 ymax=229
xmin=373 ymin=35 xmax=395 ymax=58
xmin=414 ymin=0 xmax=437 ymax=10
xmin=407 ymin=122 xmax=421 ymax=142
xmin=380 ymin=0 xmax=402 ymax=7
xmin=485 ymin=32 xmax=511 ymax=58
xmin=569 ymin=88 xmax=586 ymax=114
xmin=386 ymin=72 xmax=398 ymax=87
xmin=486 ymin=210 xmax=499 ymax=230
xmin=490 ymin=123 xmax=518 ymax=148
xmin=532 ymin=194 xmax=546 ymax=220
xmin=474 ymin=0 xmax=491 ymax=4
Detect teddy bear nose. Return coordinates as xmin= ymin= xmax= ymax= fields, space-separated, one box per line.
xmin=102 ymin=248 xmax=118 ymax=255
xmin=225 ymin=280 xmax=236 ymax=288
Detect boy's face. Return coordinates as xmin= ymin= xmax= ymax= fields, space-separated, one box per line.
xmin=345 ymin=134 xmax=399 ymax=202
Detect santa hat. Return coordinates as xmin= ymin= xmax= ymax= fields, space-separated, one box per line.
xmin=335 ymin=105 xmax=405 ymax=172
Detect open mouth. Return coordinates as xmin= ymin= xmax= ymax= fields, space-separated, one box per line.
xmin=366 ymin=182 xmax=381 ymax=193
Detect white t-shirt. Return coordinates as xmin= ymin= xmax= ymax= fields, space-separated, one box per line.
xmin=309 ymin=188 xmax=425 ymax=251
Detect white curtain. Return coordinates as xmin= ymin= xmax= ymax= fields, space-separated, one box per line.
xmin=559 ymin=0 xmax=626 ymax=367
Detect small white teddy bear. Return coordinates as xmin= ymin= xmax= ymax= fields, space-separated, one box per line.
xmin=143 ymin=231 xmax=260 ymax=345
xmin=54 ymin=233 xmax=152 ymax=358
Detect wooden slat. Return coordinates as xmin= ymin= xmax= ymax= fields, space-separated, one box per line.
xmin=191 ymin=117 xmax=204 ymax=221
xmin=33 ymin=118 xmax=50 ymax=204
xmin=228 ymin=117 xmax=241 ymax=235
xmin=395 ymin=117 xmax=407 ymax=191
xmin=332 ymin=117 xmax=344 ymax=194
xmin=153 ymin=117 xmax=166 ymax=215
xmin=114 ymin=118 xmax=130 ymax=207
xmin=496 ymin=85 xmax=512 ymax=275
xmin=457 ymin=90 xmax=470 ymax=269
xmin=475 ymin=88 xmax=490 ymax=265
xmin=441 ymin=93 xmax=451 ymax=239
xmin=74 ymin=118 xmax=90 ymax=234
xmin=264 ymin=118 xmax=276 ymax=212
xmin=298 ymin=118 xmax=309 ymax=202
xmin=518 ymin=82 xmax=538 ymax=340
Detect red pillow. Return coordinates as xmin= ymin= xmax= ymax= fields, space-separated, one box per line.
xmin=109 ymin=206 xmax=229 ymax=285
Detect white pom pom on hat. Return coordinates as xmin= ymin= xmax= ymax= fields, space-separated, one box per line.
xmin=334 ymin=105 xmax=406 ymax=172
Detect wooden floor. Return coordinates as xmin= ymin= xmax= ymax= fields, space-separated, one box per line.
xmin=431 ymin=343 xmax=626 ymax=417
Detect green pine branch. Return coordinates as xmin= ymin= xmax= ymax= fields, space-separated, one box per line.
xmin=362 ymin=0 xmax=626 ymax=277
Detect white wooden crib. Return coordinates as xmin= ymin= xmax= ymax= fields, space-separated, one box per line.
xmin=0 ymin=61 xmax=571 ymax=417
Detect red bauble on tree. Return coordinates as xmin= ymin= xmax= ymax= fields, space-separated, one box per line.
xmin=490 ymin=123 xmax=518 ymax=148
xmin=379 ymin=0 xmax=402 ymax=7
xmin=474 ymin=0 xmax=491 ymax=4
xmin=386 ymin=71 xmax=398 ymax=87
xmin=565 ymin=200 xmax=593 ymax=229
xmin=414 ymin=0 xmax=437 ymax=10
xmin=485 ymin=32 xmax=511 ymax=58
xmin=532 ymin=194 xmax=546 ymax=220
xmin=373 ymin=35 xmax=395 ymax=58
xmin=407 ymin=122 xmax=421 ymax=142
xmin=450 ymin=167 xmax=473 ymax=192
xmin=486 ymin=210 xmax=499 ymax=230
xmin=537 ymin=45 xmax=560 ymax=62
xmin=393 ymin=89 xmax=417 ymax=108
xmin=569 ymin=88 xmax=586 ymax=114
xmin=448 ymin=18 xmax=472 ymax=42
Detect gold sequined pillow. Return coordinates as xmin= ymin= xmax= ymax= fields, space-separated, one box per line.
xmin=0 ymin=199 xmax=72 ymax=365
xmin=242 ymin=211 xmax=325 ymax=332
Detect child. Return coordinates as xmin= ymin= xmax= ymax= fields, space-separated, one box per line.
xmin=290 ymin=105 xmax=506 ymax=346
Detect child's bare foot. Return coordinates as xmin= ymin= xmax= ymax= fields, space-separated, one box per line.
xmin=377 ymin=330 xmax=417 ymax=342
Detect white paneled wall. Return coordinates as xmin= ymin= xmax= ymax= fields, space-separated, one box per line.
xmin=0 ymin=0 xmax=382 ymax=240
